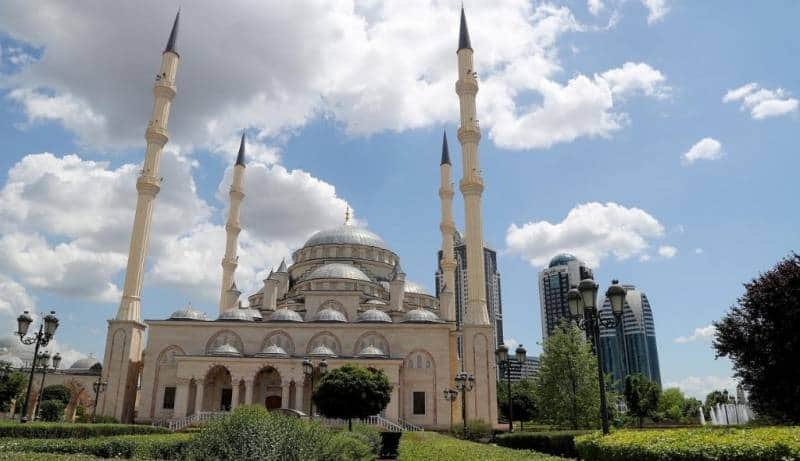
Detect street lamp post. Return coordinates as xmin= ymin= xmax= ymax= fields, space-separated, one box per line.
xmin=567 ymin=279 xmax=626 ymax=436
xmin=15 ymin=310 xmax=59 ymax=423
xmin=495 ymin=343 xmax=527 ymax=433
xmin=454 ymin=371 xmax=475 ymax=438
xmin=303 ymin=358 xmax=328 ymax=419
xmin=92 ymin=376 xmax=108 ymax=420
xmin=442 ymin=388 xmax=458 ymax=431
xmin=34 ymin=351 xmax=61 ymax=421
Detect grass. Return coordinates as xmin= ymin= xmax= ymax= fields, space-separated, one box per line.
xmin=398 ymin=431 xmax=567 ymax=460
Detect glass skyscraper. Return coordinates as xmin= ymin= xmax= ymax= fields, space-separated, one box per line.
xmin=538 ymin=253 xmax=594 ymax=340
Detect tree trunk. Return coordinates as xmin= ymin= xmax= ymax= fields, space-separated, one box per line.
xmin=348 ymin=418 xmax=352 ymax=431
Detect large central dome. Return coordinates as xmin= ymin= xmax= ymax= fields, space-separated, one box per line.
xmin=303 ymin=224 xmax=389 ymax=250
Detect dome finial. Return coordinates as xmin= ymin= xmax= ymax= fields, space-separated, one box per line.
xmin=344 ymin=205 xmax=351 ymax=225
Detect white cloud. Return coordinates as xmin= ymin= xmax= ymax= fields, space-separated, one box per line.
xmin=682 ymin=137 xmax=724 ymax=165
xmin=587 ymin=0 xmax=605 ymax=16
xmin=642 ymin=0 xmax=670 ymax=24
xmin=723 ymin=82 xmax=798 ymax=119
xmin=0 ymin=274 xmax=34 ymax=315
xmin=658 ymin=245 xmax=677 ymax=258
xmin=505 ymin=202 xmax=665 ymax=268
xmin=600 ymin=62 xmax=669 ymax=98
xmin=674 ymin=324 xmax=716 ymax=344
xmin=665 ymin=375 xmax=737 ymax=400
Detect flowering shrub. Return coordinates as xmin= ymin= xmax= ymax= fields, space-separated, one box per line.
xmin=398 ymin=432 xmax=565 ymax=460
xmin=575 ymin=427 xmax=800 ymax=461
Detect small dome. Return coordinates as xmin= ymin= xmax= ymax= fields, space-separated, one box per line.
xmin=243 ymin=308 xmax=263 ymax=321
xmin=70 ymin=356 xmax=101 ymax=370
xmin=256 ymin=344 xmax=289 ymax=358
xmin=401 ymin=308 xmax=442 ymax=323
xmin=304 ymin=225 xmax=389 ymax=251
xmin=315 ymin=308 xmax=347 ymax=323
xmin=365 ymin=299 xmax=387 ymax=305
xmin=209 ymin=343 xmax=242 ymax=357
xmin=404 ymin=281 xmax=430 ymax=295
xmin=358 ymin=344 xmax=387 ymax=358
xmin=306 ymin=263 xmax=371 ymax=282
xmin=357 ymin=309 xmax=392 ymax=323
xmin=169 ymin=304 xmax=208 ymax=321
xmin=269 ymin=308 xmax=304 ymax=322
xmin=308 ymin=345 xmax=337 ymax=358
xmin=549 ymin=253 xmax=578 ymax=268
xmin=217 ymin=309 xmax=253 ymax=322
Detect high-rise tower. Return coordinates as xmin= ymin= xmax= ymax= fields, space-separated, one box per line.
xmin=538 ymin=253 xmax=594 ymax=340
xmin=101 ymin=11 xmax=181 ymax=422
xmin=219 ymin=133 xmax=246 ymax=313
xmin=438 ymin=131 xmax=457 ymax=323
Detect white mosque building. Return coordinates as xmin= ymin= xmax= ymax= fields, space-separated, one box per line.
xmin=96 ymin=8 xmax=497 ymax=430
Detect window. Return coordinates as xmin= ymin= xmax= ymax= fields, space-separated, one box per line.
xmin=162 ymin=387 xmax=176 ymax=409
xmin=413 ymin=392 xmax=426 ymax=415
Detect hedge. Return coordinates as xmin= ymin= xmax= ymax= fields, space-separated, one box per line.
xmin=0 ymin=422 xmax=170 ymax=439
xmin=496 ymin=430 xmax=592 ymax=458
xmin=0 ymin=454 xmax=102 ymax=461
xmin=575 ymin=427 xmax=800 ymax=461
xmin=0 ymin=434 xmax=192 ymax=459
xmin=398 ymin=432 xmax=566 ymax=461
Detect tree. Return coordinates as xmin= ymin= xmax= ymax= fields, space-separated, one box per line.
xmin=0 ymin=364 xmax=26 ymax=412
xmin=313 ymin=364 xmax=392 ymax=430
xmin=658 ymin=387 xmax=686 ymax=422
xmin=498 ymin=378 xmax=538 ymax=428
xmin=41 ymin=385 xmax=71 ymax=406
xmin=534 ymin=322 xmax=600 ymax=429
xmin=624 ymin=374 xmax=660 ymax=427
xmin=39 ymin=400 xmax=65 ymax=422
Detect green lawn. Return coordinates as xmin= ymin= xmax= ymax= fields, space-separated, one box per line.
xmin=398 ymin=431 xmax=567 ymax=461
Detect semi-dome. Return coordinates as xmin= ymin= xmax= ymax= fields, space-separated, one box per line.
xmin=217 ymin=309 xmax=253 ymax=322
xmin=303 ymin=225 xmax=389 ymax=251
xmin=357 ymin=309 xmax=392 ymax=323
xmin=306 ymin=263 xmax=371 ymax=282
xmin=256 ymin=344 xmax=289 ymax=358
xmin=314 ymin=308 xmax=347 ymax=323
xmin=269 ymin=308 xmax=304 ymax=322
xmin=308 ymin=345 xmax=337 ymax=358
xmin=209 ymin=343 xmax=242 ymax=357
xmin=358 ymin=344 xmax=387 ymax=358
xmin=401 ymin=308 xmax=442 ymax=323
xmin=549 ymin=253 xmax=578 ymax=268
xmin=404 ymin=281 xmax=431 ymax=295
xmin=169 ymin=304 xmax=208 ymax=321
xmin=70 ymin=356 xmax=102 ymax=370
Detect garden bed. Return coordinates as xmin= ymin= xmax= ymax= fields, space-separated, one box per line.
xmin=0 ymin=433 xmax=192 ymax=459
xmin=398 ymin=431 xmax=567 ymax=460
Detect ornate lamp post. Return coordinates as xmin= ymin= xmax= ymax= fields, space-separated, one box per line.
xmin=495 ymin=343 xmax=527 ymax=432
xmin=34 ymin=351 xmax=61 ymax=421
xmin=15 ymin=310 xmax=59 ymax=423
xmin=303 ymin=358 xmax=328 ymax=419
xmin=454 ymin=371 xmax=475 ymax=438
xmin=442 ymin=388 xmax=458 ymax=431
xmin=567 ymin=279 xmax=626 ymax=435
xmin=92 ymin=376 xmax=108 ymax=419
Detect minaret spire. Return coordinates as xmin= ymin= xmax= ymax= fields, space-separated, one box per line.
xmin=219 ymin=132 xmax=247 ymax=314
xmin=441 ymin=131 xmax=451 ymax=165
xmin=165 ymin=9 xmax=180 ymax=55
xmin=458 ymin=6 xmax=472 ymax=51
xmin=439 ymin=130 xmax=457 ymax=322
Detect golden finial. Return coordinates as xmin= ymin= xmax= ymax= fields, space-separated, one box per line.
xmin=344 ymin=205 xmax=351 ymax=225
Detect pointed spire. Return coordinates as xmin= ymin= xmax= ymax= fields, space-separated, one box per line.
xmin=235 ymin=132 xmax=246 ymax=167
xmin=458 ymin=6 xmax=472 ymax=51
xmin=277 ymin=258 xmax=288 ymax=273
xmin=165 ymin=9 xmax=180 ymax=55
xmin=441 ymin=131 xmax=451 ymax=165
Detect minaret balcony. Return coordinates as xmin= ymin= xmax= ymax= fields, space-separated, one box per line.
xmin=145 ymin=125 xmax=169 ymax=146
xmin=455 ymin=79 xmax=478 ymax=95
xmin=136 ymin=175 xmax=161 ymax=196
xmin=459 ymin=178 xmax=484 ymax=195
xmin=153 ymin=81 xmax=177 ymax=99
xmin=457 ymin=127 xmax=481 ymax=143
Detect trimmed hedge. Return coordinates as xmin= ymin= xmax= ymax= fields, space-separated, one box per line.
xmin=0 ymin=422 xmax=170 ymax=439
xmin=398 ymin=432 xmax=566 ymax=461
xmin=496 ymin=430 xmax=592 ymax=458
xmin=0 ymin=454 xmax=102 ymax=461
xmin=575 ymin=427 xmax=800 ymax=461
xmin=0 ymin=434 xmax=192 ymax=459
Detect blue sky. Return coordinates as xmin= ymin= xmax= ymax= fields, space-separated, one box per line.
xmin=0 ymin=1 xmax=797 ymax=399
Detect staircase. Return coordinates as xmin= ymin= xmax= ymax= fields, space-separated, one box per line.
xmin=155 ymin=411 xmax=228 ymax=432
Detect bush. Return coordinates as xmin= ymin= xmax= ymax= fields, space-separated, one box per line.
xmin=398 ymin=432 xmax=564 ymax=460
xmin=350 ymin=424 xmax=381 ymax=455
xmin=0 ymin=421 xmax=170 ymax=438
xmin=89 ymin=415 xmax=119 ymax=424
xmin=496 ymin=430 xmax=591 ymax=458
xmin=38 ymin=401 xmax=65 ymax=422
xmin=575 ymin=427 xmax=800 ymax=461
xmin=321 ymin=432 xmax=374 ymax=461
xmin=40 ymin=386 xmax=71 ymax=406
xmin=0 ymin=453 xmax=102 ymax=460
xmin=450 ymin=419 xmax=493 ymax=442
xmin=0 ymin=434 xmax=192 ymax=459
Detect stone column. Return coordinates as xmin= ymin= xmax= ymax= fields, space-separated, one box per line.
xmin=194 ymin=380 xmax=205 ymax=415
xmin=385 ymin=383 xmax=400 ymax=420
xmin=244 ymin=379 xmax=254 ymax=406
xmin=173 ymin=378 xmax=190 ymax=417
xmin=294 ymin=379 xmax=304 ymax=413
xmin=230 ymin=380 xmax=240 ymax=410
xmin=281 ymin=382 xmax=290 ymax=409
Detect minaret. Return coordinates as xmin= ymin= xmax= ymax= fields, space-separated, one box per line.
xmin=219 ymin=133 xmax=246 ymax=314
xmin=456 ymin=7 xmax=489 ymax=326
xmin=101 ymin=11 xmax=181 ymax=423
xmin=439 ymin=131 xmax=457 ymax=322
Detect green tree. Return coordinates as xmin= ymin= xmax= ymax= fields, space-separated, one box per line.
xmin=0 ymin=364 xmax=26 ymax=412
xmin=534 ymin=322 xmax=599 ymax=429
xmin=313 ymin=364 xmax=392 ymax=431
xmin=713 ymin=253 xmax=800 ymax=424
xmin=38 ymin=400 xmax=65 ymax=422
xmin=624 ymin=374 xmax=660 ymax=427
xmin=498 ymin=378 xmax=538 ymax=429
xmin=41 ymin=384 xmax=71 ymax=406
xmin=658 ymin=387 xmax=686 ymax=422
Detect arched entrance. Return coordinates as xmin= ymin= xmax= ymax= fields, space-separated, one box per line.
xmin=205 ymin=365 xmax=233 ymax=411
xmin=253 ymin=367 xmax=282 ymax=410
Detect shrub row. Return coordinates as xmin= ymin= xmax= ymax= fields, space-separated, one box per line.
xmin=449 ymin=419 xmax=494 ymax=442
xmin=0 ymin=434 xmax=192 ymax=459
xmin=0 ymin=453 xmax=102 ymax=461
xmin=0 ymin=422 xmax=169 ymax=439
xmin=398 ymin=431 xmax=565 ymax=461
xmin=496 ymin=430 xmax=592 ymax=458
xmin=575 ymin=427 xmax=800 ymax=461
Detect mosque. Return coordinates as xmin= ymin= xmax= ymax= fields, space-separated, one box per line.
xmin=93 ymin=8 xmax=498 ymax=430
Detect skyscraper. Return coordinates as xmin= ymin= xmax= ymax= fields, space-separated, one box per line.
xmin=436 ymin=231 xmax=504 ymax=347
xmin=538 ymin=253 xmax=594 ymax=340
xmin=599 ymin=284 xmax=662 ymax=389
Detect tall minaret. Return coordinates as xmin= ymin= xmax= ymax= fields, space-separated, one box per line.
xmin=439 ymin=131 xmax=457 ymax=322
xmin=456 ymin=7 xmax=489 ymax=326
xmin=101 ymin=11 xmax=181 ymax=423
xmin=219 ymin=133 xmax=246 ymax=314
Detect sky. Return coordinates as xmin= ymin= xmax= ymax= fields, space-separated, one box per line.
xmin=0 ymin=0 xmax=796 ymax=400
